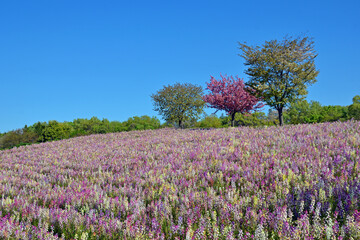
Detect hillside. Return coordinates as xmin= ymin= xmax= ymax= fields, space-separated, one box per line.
xmin=0 ymin=121 xmax=359 ymax=239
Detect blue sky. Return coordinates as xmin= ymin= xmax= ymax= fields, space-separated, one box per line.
xmin=1 ymin=0 xmax=359 ymax=132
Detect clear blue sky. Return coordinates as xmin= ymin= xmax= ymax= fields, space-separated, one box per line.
xmin=1 ymin=0 xmax=359 ymax=132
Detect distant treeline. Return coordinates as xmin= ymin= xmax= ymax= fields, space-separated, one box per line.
xmin=0 ymin=116 xmax=161 ymax=150
xmin=0 ymin=95 xmax=359 ymax=150
xmin=284 ymin=99 xmax=357 ymax=124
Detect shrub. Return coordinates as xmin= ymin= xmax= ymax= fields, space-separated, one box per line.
xmin=221 ymin=112 xmax=276 ymax=127
xmin=123 ymin=116 xmax=161 ymax=131
xmin=196 ymin=114 xmax=222 ymax=128
xmin=40 ymin=121 xmax=73 ymax=141
xmin=348 ymin=95 xmax=360 ymax=120
xmin=0 ymin=128 xmax=39 ymax=149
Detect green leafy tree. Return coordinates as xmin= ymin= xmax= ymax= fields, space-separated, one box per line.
xmin=236 ymin=112 xmax=276 ymax=127
xmin=70 ymin=117 xmax=110 ymax=135
xmin=0 ymin=128 xmax=39 ymax=149
xmin=284 ymin=99 xmax=349 ymax=124
xmin=196 ymin=114 xmax=223 ymax=128
xmin=349 ymin=95 xmax=360 ymax=120
xmin=320 ymin=105 xmax=348 ymax=122
xmin=151 ymin=83 xmax=205 ymax=128
xmin=109 ymin=121 xmax=126 ymax=132
xmin=32 ymin=122 xmax=47 ymax=141
xmin=238 ymin=35 xmax=319 ymax=125
xmin=71 ymin=118 xmax=92 ymax=135
xmin=284 ymin=100 xmax=323 ymax=124
xmin=221 ymin=112 xmax=276 ymax=127
xmin=40 ymin=121 xmax=73 ymax=141
xmin=123 ymin=115 xmax=161 ymax=131
xmin=91 ymin=118 xmax=110 ymax=134
xmin=352 ymin=95 xmax=360 ymax=104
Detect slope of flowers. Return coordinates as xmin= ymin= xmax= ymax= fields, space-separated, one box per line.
xmin=0 ymin=121 xmax=359 ymax=239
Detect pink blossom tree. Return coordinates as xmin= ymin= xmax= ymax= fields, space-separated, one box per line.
xmin=203 ymin=75 xmax=263 ymax=127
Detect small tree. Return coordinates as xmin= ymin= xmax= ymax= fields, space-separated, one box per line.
xmin=40 ymin=121 xmax=73 ymax=141
xmin=238 ymin=35 xmax=319 ymax=126
xmin=203 ymin=75 xmax=263 ymax=127
xmin=196 ymin=114 xmax=222 ymax=128
xmin=348 ymin=95 xmax=360 ymax=120
xmin=284 ymin=100 xmax=323 ymax=124
xmin=151 ymin=83 xmax=205 ymax=128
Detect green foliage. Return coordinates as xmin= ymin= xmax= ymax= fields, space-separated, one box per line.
xmin=221 ymin=112 xmax=277 ymax=127
xmin=196 ymin=114 xmax=223 ymax=128
xmin=284 ymin=100 xmax=323 ymax=124
xmin=238 ymin=35 xmax=319 ymax=125
xmin=321 ymin=105 xmax=348 ymax=122
xmin=164 ymin=117 xmax=198 ymax=129
xmin=0 ymin=128 xmax=39 ymax=149
xmin=109 ymin=121 xmax=126 ymax=132
xmin=349 ymin=95 xmax=360 ymax=120
xmin=349 ymin=104 xmax=360 ymax=120
xmin=31 ymin=121 xmax=47 ymax=138
xmin=0 ymin=115 xmax=162 ymax=150
xmin=123 ymin=116 xmax=161 ymax=131
xmin=40 ymin=121 xmax=73 ymax=141
xmin=70 ymin=117 xmax=118 ymax=135
xmin=352 ymin=95 xmax=360 ymax=104
xmin=284 ymin=99 xmax=349 ymax=124
xmin=71 ymin=117 xmax=107 ymax=135
xmin=151 ymin=83 xmax=205 ymax=128
xmin=237 ymin=112 xmax=277 ymax=127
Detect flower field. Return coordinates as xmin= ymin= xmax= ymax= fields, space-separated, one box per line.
xmin=0 ymin=121 xmax=359 ymax=239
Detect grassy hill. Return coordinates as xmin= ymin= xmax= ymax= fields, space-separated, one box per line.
xmin=0 ymin=121 xmax=359 ymax=239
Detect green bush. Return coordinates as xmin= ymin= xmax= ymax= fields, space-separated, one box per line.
xmin=40 ymin=121 xmax=73 ymax=142
xmin=0 ymin=116 xmax=162 ymax=150
xmin=348 ymin=95 xmax=360 ymax=120
xmin=109 ymin=121 xmax=127 ymax=132
xmin=70 ymin=117 xmax=110 ymax=135
xmin=220 ymin=112 xmax=276 ymax=127
xmin=284 ymin=100 xmax=323 ymax=124
xmin=320 ymin=105 xmax=348 ymax=122
xmin=196 ymin=115 xmax=222 ymax=128
xmin=284 ymin=99 xmax=349 ymax=124
xmin=123 ymin=116 xmax=161 ymax=131
xmin=0 ymin=129 xmax=39 ymax=149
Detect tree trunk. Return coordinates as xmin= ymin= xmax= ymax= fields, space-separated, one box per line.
xmin=277 ymin=108 xmax=284 ymax=126
xmin=231 ymin=112 xmax=236 ymax=127
xmin=178 ymin=119 xmax=182 ymax=129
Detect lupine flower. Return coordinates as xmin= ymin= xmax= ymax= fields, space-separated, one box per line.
xmin=0 ymin=121 xmax=359 ymax=239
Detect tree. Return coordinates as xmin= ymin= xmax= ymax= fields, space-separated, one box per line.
xmin=352 ymin=95 xmax=360 ymax=104
xmin=284 ymin=99 xmax=323 ymax=124
xmin=123 ymin=115 xmax=161 ymax=131
xmin=202 ymin=75 xmax=263 ymax=127
xmin=235 ymin=112 xmax=275 ymax=127
xmin=196 ymin=114 xmax=223 ymax=128
xmin=348 ymin=95 xmax=360 ymax=120
xmin=238 ymin=35 xmax=319 ymax=126
xmin=321 ymin=105 xmax=348 ymax=122
xmin=151 ymin=83 xmax=205 ymax=128
xmin=40 ymin=120 xmax=73 ymax=141
xmin=0 ymin=128 xmax=38 ymax=149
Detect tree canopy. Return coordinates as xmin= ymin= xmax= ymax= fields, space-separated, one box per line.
xmin=151 ymin=83 xmax=205 ymax=128
xmin=238 ymin=35 xmax=319 ymax=125
xmin=349 ymin=95 xmax=360 ymax=120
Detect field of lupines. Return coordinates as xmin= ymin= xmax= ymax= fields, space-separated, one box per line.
xmin=0 ymin=121 xmax=359 ymax=239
